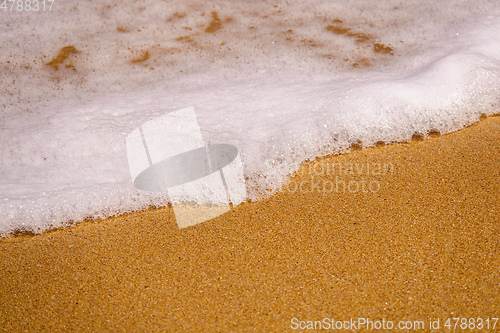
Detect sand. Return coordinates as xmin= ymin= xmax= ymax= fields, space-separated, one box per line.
xmin=1 ymin=116 xmax=499 ymax=332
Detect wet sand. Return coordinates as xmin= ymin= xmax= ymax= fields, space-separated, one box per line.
xmin=1 ymin=116 xmax=499 ymax=332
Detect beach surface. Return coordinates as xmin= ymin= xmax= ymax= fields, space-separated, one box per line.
xmin=1 ymin=116 xmax=499 ymax=332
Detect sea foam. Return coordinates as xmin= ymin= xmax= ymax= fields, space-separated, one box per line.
xmin=0 ymin=0 xmax=498 ymax=235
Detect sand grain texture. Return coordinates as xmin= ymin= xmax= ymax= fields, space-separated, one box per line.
xmin=1 ymin=117 xmax=499 ymax=332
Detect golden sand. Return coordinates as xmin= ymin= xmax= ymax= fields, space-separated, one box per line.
xmin=1 ymin=117 xmax=499 ymax=332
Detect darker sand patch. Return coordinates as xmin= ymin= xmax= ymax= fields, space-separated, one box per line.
xmin=374 ymin=43 xmax=394 ymax=54
xmin=325 ymin=25 xmax=351 ymax=35
xmin=428 ymin=130 xmax=441 ymax=138
xmin=176 ymin=35 xmax=194 ymax=43
xmin=325 ymin=23 xmax=372 ymax=43
xmin=131 ymin=51 xmax=150 ymax=63
xmin=205 ymin=11 xmax=223 ymax=33
xmin=352 ymin=57 xmax=371 ymax=68
xmin=412 ymin=133 xmax=426 ymax=142
xmin=325 ymin=21 xmax=394 ymax=64
xmin=350 ymin=140 xmax=364 ymax=151
xmin=46 ymin=46 xmax=78 ymax=70
xmin=171 ymin=12 xmax=186 ymax=20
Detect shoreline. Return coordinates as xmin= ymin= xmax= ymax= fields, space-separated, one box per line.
xmin=3 ymin=114 xmax=498 ymax=241
xmin=1 ymin=116 xmax=499 ymax=331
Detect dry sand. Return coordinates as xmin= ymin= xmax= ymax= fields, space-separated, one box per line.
xmin=1 ymin=116 xmax=499 ymax=332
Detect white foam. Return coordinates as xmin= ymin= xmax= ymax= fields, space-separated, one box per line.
xmin=0 ymin=1 xmax=499 ymax=235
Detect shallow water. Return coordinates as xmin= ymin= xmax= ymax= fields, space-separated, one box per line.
xmin=0 ymin=0 xmax=499 ymax=235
